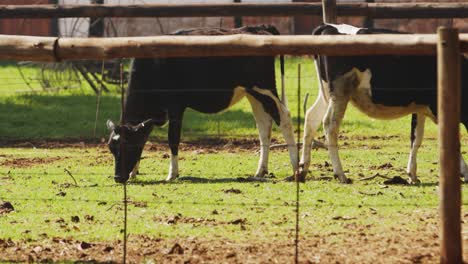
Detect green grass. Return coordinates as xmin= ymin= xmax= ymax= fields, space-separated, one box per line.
xmin=0 ymin=57 xmax=466 ymax=262
xmin=1 ymin=143 xmax=464 ymax=243
xmin=0 ymin=57 xmax=440 ymax=141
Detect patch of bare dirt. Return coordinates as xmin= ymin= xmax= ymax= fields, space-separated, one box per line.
xmin=153 ymin=214 xmax=247 ymax=228
xmin=0 ymin=138 xmax=276 ymax=153
xmin=0 ymin=201 xmax=14 ymax=215
xmin=0 ymin=139 xmax=103 ymax=149
xmin=0 ymin=229 xmax=466 ymax=263
xmin=0 ymin=156 xmax=65 ymax=168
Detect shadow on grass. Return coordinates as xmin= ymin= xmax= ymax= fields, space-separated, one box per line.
xmin=130 ymin=176 xmax=272 ymax=185
xmin=0 ymin=94 xmax=260 ymax=140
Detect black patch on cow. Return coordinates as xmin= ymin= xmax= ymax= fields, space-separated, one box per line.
xmin=172 ymin=24 xmax=281 ymax=36
xmin=313 ymin=24 xmax=468 ymax=128
xmin=246 ymin=88 xmax=281 ymax=125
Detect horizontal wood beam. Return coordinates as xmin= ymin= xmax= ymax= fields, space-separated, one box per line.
xmin=0 ymin=3 xmax=467 ymax=19
xmin=1 ymin=34 xmax=468 ymax=62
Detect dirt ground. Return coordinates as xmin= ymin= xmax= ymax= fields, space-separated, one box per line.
xmin=1 ymin=227 xmax=466 ymax=264
xmin=1 ymin=139 xmax=467 ymax=263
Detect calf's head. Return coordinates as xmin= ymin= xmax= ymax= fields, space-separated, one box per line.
xmin=106 ymin=119 xmax=152 ymax=183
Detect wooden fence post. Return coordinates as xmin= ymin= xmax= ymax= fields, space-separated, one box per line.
xmin=363 ymin=0 xmax=375 ymax=28
xmin=437 ymin=27 xmax=462 ymax=264
xmin=322 ymin=0 xmax=337 ymax=24
xmin=233 ymin=0 xmax=242 ymax=28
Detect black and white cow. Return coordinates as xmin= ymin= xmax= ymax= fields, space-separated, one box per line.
xmin=300 ymin=23 xmax=468 ymax=184
xmin=107 ymin=25 xmax=298 ymax=183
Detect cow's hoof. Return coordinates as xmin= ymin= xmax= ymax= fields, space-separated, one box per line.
xmin=114 ymin=175 xmax=129 ymax=184
xmin=129 ymin=172 xmax=138 ymax=180
xmin=165 ymin=174 xmax=179 ymax=181
xmin=463 ymin=177 xmax=468 ymax=184
xmin=283 ymin=174 xmax=306 ymax=183
xmin=284 ymin=175 xmax=295 ymax=182
xmin=336 ymin=176 xmax=352 ymax=184
xmin=408 ymin=177 xmax=421 ymax=185
xmin=254 ymin=170 xmax=268 ymax=178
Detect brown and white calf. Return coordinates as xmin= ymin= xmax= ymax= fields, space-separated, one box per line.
xmin=300 ymin=23 xmax=468 ymax=184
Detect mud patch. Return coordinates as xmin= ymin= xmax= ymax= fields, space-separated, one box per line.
xmin=0 ymin=201 xmax=14 ymax=214
xmin=0 ymin=156 xmax=65 ymax=168
xmin=0 ymin=138 xmax=279 ymax=153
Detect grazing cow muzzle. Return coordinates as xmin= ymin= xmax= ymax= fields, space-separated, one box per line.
xmin=106 ymin=119 xmax=149 ymax=184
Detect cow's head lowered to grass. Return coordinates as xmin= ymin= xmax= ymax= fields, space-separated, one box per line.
xmin=106 ymin=119 xmax=153 ymax=183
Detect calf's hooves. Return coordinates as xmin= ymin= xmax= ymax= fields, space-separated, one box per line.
xmin=408 ymin=178 xmax=421 ymax=185
xmin=114 ymin=175 xmax=129 ymax=184
xmin=283 ymin=174 xmax=306 ymax=183
xmin=284 ymin=175 xmax=295 ymax=182
xmin=336 ymin=176 xmax=352 ymax=184
xmin=165 ymin=174 xmax=179 ymax=182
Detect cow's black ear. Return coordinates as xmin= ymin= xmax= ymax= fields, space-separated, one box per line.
xmin=106 ymin=120 xmax=115 ymax=131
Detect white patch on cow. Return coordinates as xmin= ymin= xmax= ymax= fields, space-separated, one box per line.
xmin=406 ymin=114 xmax=425 ymax=184
xmin=166 ymin=154 xmax=179 ymax=181
xmin=327 ymin=23 xmax=363 ymax=35
xmin=228 ymin=86 xmax=247 ymax=108
xmin=129 ymin=160 xmax=140 ymax=179
xmin=112 ymin=134 xmax=120 ymax=141
xmin=251 ymin=87 xmax=299 ymax=174
xmin=348 ymin=68 xmax=435 ymax=120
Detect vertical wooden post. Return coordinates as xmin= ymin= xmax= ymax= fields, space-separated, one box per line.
xmin=233 ymin=0 xmax=242 ymax=28
xmin=437 ymin=27 xmax=462 ymax=264
xmin=322 ymin=0 xmax=337 ymax=24
xmin=363 ymin=0 xmax=375 ymax=28
xmin=89 ymin=0 xmax=104 ymax=37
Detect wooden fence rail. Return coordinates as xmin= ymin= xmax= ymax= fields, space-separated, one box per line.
xmin=0 ymin=3 xmax=468 ymax=19
xmin=1 ymin=34 xmax=467 ymax=62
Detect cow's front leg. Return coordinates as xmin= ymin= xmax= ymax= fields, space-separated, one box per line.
xmin=460 ymin=155 xmax=468 ymax=182
xmin=166 ymin=110 xmax=184 ymax=181
xmin=406 ymin=114 xmax=425 ymax=184
xmin=300 ymin=88 xmax=328 ymax=178
xmin=323 ymin=96 xmax=351 ymax=184
xmin=277 ymin=103 xmax=299 ymax=176
xmin=247 ymin=95 xmax=273 ymax=177
xmin=129 ymin=160 xmax=140 ymax=179
xmin=248 ymin=87 xmax=298 ymax=178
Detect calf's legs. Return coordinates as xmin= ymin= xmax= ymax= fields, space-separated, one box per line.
xmin=323 ymin=95 xmax=351 ymax=183
xmin=249 ymin=87 xmax=299 ymax=176
xmin=407 ymin=114 xmax=425 ymax=184
xmin=300 ymin=87 xmax=328 ymax=177
xmin=166 ymin=110 xmax=184 ymax=181
xmin=247 ymin=95 xmax=273 ymax=177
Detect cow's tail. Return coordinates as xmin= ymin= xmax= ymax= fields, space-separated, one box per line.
xmin=314 ymin=57 xmax=330 ymax=103
xmin=410 ymin=113 xmax=417 ymax=148
xmin=280 ymin=55 xmax=288 ymax=107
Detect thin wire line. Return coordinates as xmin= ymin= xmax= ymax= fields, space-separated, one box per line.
xmin=0 ymin=196 xmax=441 ymax=208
